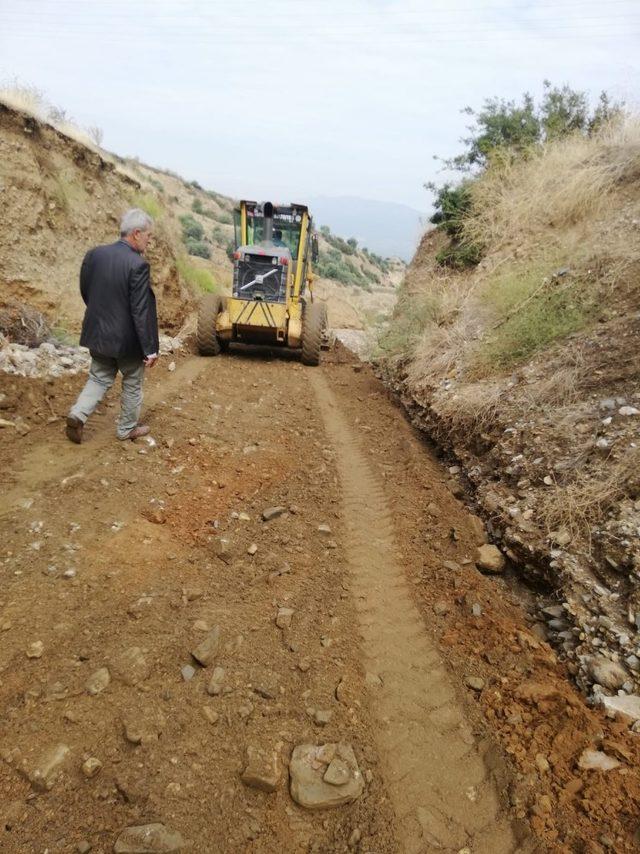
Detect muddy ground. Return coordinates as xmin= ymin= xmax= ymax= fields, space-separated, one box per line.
xmin=1 ymin=346 xmax=639 ymax=853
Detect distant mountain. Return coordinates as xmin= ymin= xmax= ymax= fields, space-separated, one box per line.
xmin=307 ymin=195 xmax=426 ymax=262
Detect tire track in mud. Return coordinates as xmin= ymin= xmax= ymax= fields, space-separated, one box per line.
xmin=311 ymin=371 xmax=518 ymax=854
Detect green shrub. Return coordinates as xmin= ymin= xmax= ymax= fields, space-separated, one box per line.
xmin=176 ymin=256 xmax=216 ymax=293
xmin=179 ymin=214 xmax=204 ymax=241
xmin=472 ymin=264 xmax=594 ymax=371
xmin=449 ymin=82 xmax=623 ymax=170
xmin=192 ymin=198 xmax=204 ymax=214
xmin=378 ymin=293 xmax=443 ymax=355
xmin=211 ymin=226 xmax=226 ymax=245
xmin=435 ymin=243 xmax=483 ymax=269
xmin=132 ymin=192 xmax=162 ymax=220
xmin=426 ymin=180 xmax=482 ymax=269
xmin=216 ymin=212 xmax=233 ymax=225
xmin=185 ymin=238 xmax=211 ymax=259
xmin=225 ymin=240 xmax=235 ymax=262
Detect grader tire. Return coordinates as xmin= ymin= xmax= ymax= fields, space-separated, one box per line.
xmin=197 ymin=294 xmax=224 ymax=356
xmin=301 ymin=302 xmax=327 ymax=366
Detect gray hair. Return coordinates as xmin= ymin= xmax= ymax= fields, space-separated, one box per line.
xmin=120 ymin=208 xmax=153 ymax=236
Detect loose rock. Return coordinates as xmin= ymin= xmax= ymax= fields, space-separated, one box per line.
xmin=314 ymin=709 xmax=332 ymax=726
xmin=206 ymin=666 xmax=225 ymax=696
xmin=111 ymin=647 xmax=150 ymax=686
xmin=26 ymin=641 xmax=44 ymax=659
xmin=216 ymin=538 xmax=233 ymax=564
xmin=240 ymin=744 xmax=281 ymax=792
xmin=181 ymin=664 xmax=196 ymax=682
xmin=114 ymin=823 xmax=185 ymax=853
xmin=86 ymin=667 xmax=110 ymax=695
xmin=202 ymin=706 xmax=219 ymax=725
xmin=324 ymin=757 xmax=351 ymax=785
xmin=475 ymin=544 xmax=505 ymax=574
xmin=599 ymin=693 xmax=640 ymax=725
xmin=122 ymin=707 xmax=165 ymax=745
xmin=82 ymin=757 xmax=102 ymax=778
xmin=276 ymin=607 xmax=294 ymax=629
xmin=289 ymin=743 xmax=364 ymax=810
xmin=24 ymin=743 xmax=70 ymax=791
xmin=587 ymin=656 xmax=628 ymax=692
xmin=578 ymin=749 xmax=620 ymax=772
xmin=262 ymin=506 xmax=286 ymax=522
xmin=191 ymin=626 xmax=221 ymax=667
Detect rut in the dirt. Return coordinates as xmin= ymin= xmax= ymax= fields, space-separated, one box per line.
xmin=312 ymin=372 xmax=518 ymax=854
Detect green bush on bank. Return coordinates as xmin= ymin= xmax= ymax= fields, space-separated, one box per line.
xmin=176 ymin=256 xmax=216 ymax=293
xmin=132 ymin=192 xmax=163 ymax=220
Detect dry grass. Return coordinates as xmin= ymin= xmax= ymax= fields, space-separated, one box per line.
xmin=0 ymin=301 xmax=51 ymax=346
xmin=540 ymin=448 xmax=640 ymax=544
xmin=0 ymin=81 xmax=48 ymax=119
xmin=0 ymin=81 xmax=100 ymax=151
xmin=432 ymin=381 xmax=504 ymax=433
xmin=517 ymin=361 xmax=587 ymax=410
xmin=464 ymin=115 xmax=640 ymax=251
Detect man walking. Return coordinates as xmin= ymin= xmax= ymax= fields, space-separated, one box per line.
xmin=66 ymin=208 xmax=159 ymax=444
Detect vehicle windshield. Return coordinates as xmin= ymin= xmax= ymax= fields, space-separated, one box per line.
xmin=251 ymin=211 xmax=302 ymax=258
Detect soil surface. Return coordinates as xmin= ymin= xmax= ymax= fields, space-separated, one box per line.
xmin=1 ymin=346 xmax=639 ymax=853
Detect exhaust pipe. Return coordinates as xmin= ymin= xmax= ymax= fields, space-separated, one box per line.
xmin=263 ymin=201 xmax=274 ymax=242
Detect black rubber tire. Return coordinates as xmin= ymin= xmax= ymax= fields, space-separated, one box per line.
xmin=197 ymin=294 xmax=224 ymax=356
xmin=301 ymin=302 xmax=327 ymax=366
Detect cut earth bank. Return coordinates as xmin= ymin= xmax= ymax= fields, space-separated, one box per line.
xmin=0 ymin=342 xmax=638 ymax=852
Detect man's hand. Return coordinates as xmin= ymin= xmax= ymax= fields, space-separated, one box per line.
xmin=143 ymin=353 xmax=158 ymax=368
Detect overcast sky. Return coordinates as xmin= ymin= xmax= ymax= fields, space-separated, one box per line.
xmin=1 ymin=0 xmax=638 ymax=211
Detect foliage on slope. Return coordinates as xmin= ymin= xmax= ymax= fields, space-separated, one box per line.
xmin=0 ymin=81 xmax=399 ymax=338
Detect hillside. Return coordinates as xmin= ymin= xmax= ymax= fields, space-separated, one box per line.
xmin=0 ymin=98 xmax=401 ymax=343
xmin=379 ymin=116 xmax=640 ymax=703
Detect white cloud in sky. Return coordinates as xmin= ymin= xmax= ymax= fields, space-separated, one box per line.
xmin=1 ymin=0 xmax=638 ymax=210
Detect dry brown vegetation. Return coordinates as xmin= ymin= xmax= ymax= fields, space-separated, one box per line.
xmin=465 ymin=116 xmax=640 ymax=250
xmin=540 ymin=447 xmax=640 ymax=544
xmin=382 ymin=112 xmax=640 ymax=612
xmin=387 ymin=115 xmax=640 ymax=390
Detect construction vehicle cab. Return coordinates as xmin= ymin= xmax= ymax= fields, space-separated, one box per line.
xmin=197 ymin=200 xmax=327 ymax=365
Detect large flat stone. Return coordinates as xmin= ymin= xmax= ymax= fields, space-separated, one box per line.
xmin=600 ymin=693 xmax=640 ymax=725
xmin=289 ymin=743 xmax=364 ymax=810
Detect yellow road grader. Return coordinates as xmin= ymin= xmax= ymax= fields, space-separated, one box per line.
xmin=197 ymin=200 xmax=328 ymax=365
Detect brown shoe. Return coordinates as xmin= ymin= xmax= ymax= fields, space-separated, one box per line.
xmin=65 ymin=415 xmax=83 ymax=444
xmin=121 ymin=424 xmax=151 ymax=441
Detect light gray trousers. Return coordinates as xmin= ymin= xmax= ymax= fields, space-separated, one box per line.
xmin=69 ymin=353 xmax=145 ymax=439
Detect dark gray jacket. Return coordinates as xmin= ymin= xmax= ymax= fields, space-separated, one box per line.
xmin=79 ymin=240 xmax=159 ymax=359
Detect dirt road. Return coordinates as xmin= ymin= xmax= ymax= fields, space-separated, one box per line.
xmin=1 ymin=347 xmax=639 ymax=853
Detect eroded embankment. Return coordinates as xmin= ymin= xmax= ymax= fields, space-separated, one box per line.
xmin=377 ymin=329 xmax=640 ymax=724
